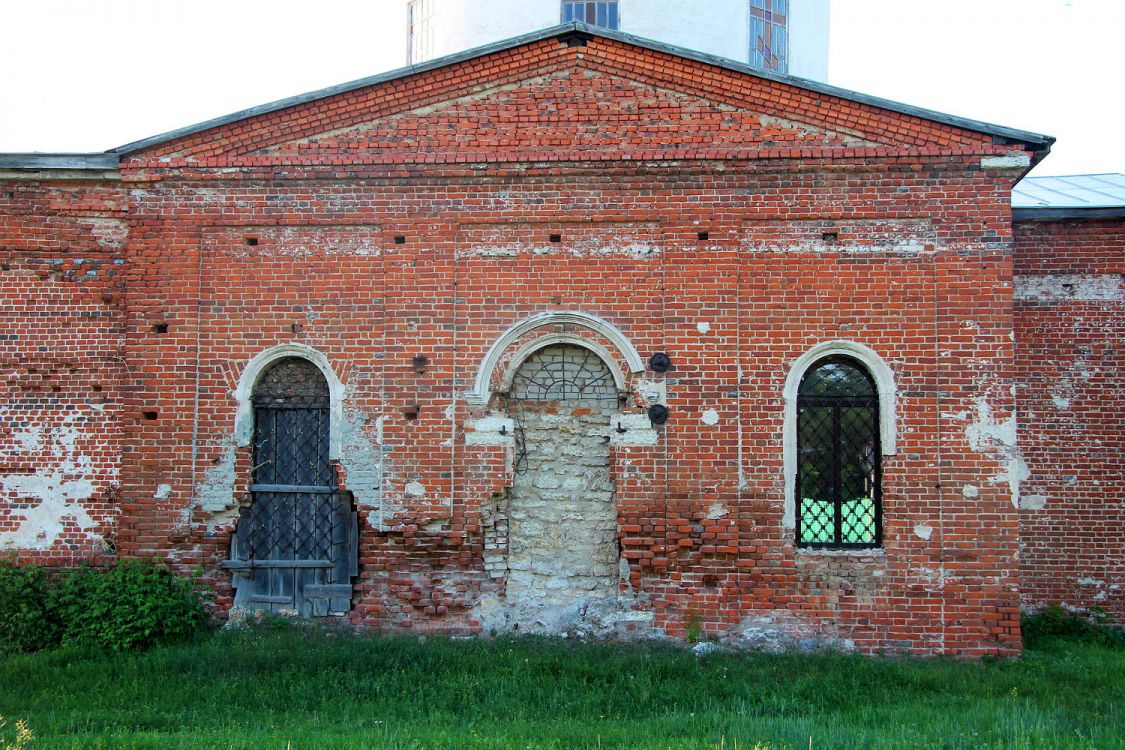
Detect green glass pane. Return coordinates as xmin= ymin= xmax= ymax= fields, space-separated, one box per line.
xmin=841 ymin=497 xmax=876 ymax=544
xmin=800 ymin=359 xmax=874 ymax=398
xmin=800 ymin=498 xmax=834 ymax=543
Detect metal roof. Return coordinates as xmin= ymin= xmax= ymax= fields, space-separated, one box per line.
xmin=1011 ymin=173 xmax=1125 ymax=221
xmin=1012 ymin=173 xmax=1125 ymax=208
xmin=0 ymin=23 xmax=1054 ymax=170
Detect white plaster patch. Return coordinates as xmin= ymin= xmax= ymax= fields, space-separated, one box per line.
xmin=1051 ymin=395 xmax=1071 ymax=410
xmin=0 ymin=413 xmax=106 ymax=551
xmin=192 ymin=443 xmax=238 ymax=516
xmin=220 ymin=226 xmax=383 ymax=258
xmin=635 ymin=379 xmax=667 ymax=407
xmin=981 ymin=154 xmax=1031 ymax=169
xmin=701 ymin=409 xmax=720 ymax=426
xmin=705 ymin=501 xmax=728 ymax=520
xmin=1076 ymin=578 xmax=1104 ymax=587
xmin=964 ymin=396 xmax=1028 ymax=508
xmin=465 ymin=241 xmax=661 ymax=260
xmin=339 ymin=407 xmax=384 ymax=517
xmin=465 ymin=416 xmax=515 ymax=446
xmin=12 ymin=427 xmax=41 ymax=452
xmin=965 ymin=397 xmax=1018 ymax=452
xmin=1003 ymin=455 xmax=1031 ymax=509
xmin=404 ymin=481 xmax=426 ymax=499
xmin=696 ymin=321 xmax=712 ymax=335
xmin=1019 ymin=494 xmax=1048 ymax=511
xmin=154 ymin=484 xmax=172 ymax=500
xmin=610 ymin=414 xmax=658 ymax=447
xmin=750 ymin=240 xmax=930 ymax=255
xmin=913 ymin=523 xmax=934 ymax=541
xmin=1014 ymin=274 xmax=1123 ymax=303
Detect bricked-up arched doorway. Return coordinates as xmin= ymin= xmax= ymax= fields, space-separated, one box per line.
xmin=503 ymin=343 xmax=621 ymax=630
xmin=226 ymin=357 xmax=357 ymax=617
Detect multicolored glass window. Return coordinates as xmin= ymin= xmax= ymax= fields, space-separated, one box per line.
xmin=796 ymin=357 xmax=882 ymax=548
xmin=749 ymin=0 xmax=788 ymax=73
xmin=562 ymin=1 xmax=619 ymax=30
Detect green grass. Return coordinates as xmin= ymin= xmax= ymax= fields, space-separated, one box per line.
xmin=0 ymin=627 xmax=1121 ymax=749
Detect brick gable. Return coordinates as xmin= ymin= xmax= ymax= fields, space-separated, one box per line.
xmin=120 ymin=35 xmax=1019 ymax=169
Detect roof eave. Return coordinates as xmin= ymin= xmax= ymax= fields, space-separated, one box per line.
xmin=1013 ymin=206 xmax=1125 ymax=222
xmin=0 ymin=153 xmax=120 ymax=170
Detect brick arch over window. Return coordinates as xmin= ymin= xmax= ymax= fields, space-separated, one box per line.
xmin=781 ymin=341 xmax=897 ymax=532
xmin=233 ymin=344 xmax=346 ymax=460
xmin=465 ymin=311 xmax=643 ymax=406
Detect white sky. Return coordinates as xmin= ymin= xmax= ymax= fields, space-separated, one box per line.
xmin=1 ymin=0 xmax=1122 ymax=177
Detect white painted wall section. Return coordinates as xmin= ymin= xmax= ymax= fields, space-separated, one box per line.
xmin=407 ymin=0 xmax=831 ymax=83
xmin=459 ymin=0 xmax=558 ymax=55
xmin=620 ymin=0 xmax=749 ymax=64
xmin=788 ymin=0 xmax=830 ymax=81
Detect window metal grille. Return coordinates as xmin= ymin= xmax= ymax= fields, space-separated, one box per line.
xmin=562 ymin=1 xmax=619 ymax=30
xmin=796 ymin=357 xmax=881 ymax=548
xmin=508 ymin=344 xmax=618 ymax=403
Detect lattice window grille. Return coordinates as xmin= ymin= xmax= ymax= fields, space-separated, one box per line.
xmin=796 ymin=357 xmax=882 ymax=548
xmin=508 ymin=344 xmax=618 ymax=403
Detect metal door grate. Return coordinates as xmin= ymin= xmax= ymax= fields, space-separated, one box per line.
xmin=226 ymin=357 xmax=357 ymax=616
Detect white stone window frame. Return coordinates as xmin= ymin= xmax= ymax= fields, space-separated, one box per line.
xmin=465 ymin=311 xmax=644 ymax=407
xmin=233 ymin=344 xmax=347 ymax=460
xmin=781 ymin=340 xmax=897 ymax=532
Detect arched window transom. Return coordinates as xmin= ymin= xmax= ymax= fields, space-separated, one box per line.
xmin=509 ymin=344 xmax=617 ymax=403
xmin=251 ymin=357 xmax=335 ymax=490
xmin=796 ymin=357 xmax=882 ymax=548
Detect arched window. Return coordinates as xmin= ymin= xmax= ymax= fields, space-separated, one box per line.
xmin=796 ymin=357 xmax=881 ymax=548
xmin=251 ymin=357 xmax=334 ymax=491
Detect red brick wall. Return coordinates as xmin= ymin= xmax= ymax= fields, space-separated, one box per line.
xmin=1014 ymin=218 xmax=1125 ymax=623
xmin=106 ymin=156 xmax=1026 ymax=655
xmin=0 ymin=178 xmax=127 ymax=564
xmin=0 ymin=34 xmax=1044 ymax=655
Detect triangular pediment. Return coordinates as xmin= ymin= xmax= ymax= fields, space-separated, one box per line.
xmin=117 ymin=26 xmax=1046 ymax=165
xmin=248 ymin=67 xmax=886 ymax=162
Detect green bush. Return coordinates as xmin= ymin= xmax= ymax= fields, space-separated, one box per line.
xmin=0 ymin=560 xmax=59 ymax=654
xmin=1023 ymin=604 xmax=1125 ymax=649
xmin=50 ymin=559 xmax=207 ymax=652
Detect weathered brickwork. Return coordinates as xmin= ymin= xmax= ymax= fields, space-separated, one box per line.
xmin=1013 ymin=218 xmax=1124 ymax=622
xmin=0 ymin=179 xmax=127 ymax=564
xmin=2 ymin=30 xmax=1099 ymax=656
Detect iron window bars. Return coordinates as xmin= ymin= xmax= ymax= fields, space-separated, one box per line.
xmin=796 ymin=357 xmax=882 ymax=548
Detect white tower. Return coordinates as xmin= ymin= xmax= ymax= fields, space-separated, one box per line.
xmin=407 ymin=0 xmax=830 ymax=82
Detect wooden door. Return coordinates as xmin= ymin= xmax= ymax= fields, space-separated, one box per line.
xmin=225 ymin=358 xmax=357 ymax=616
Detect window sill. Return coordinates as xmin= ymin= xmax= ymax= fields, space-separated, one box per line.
xmin=794 ymin=547 xmax=886 ymax=559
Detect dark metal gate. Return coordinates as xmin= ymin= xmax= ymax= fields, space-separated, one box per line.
xmin=225 ymin=357 xmax=357 ymax=616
